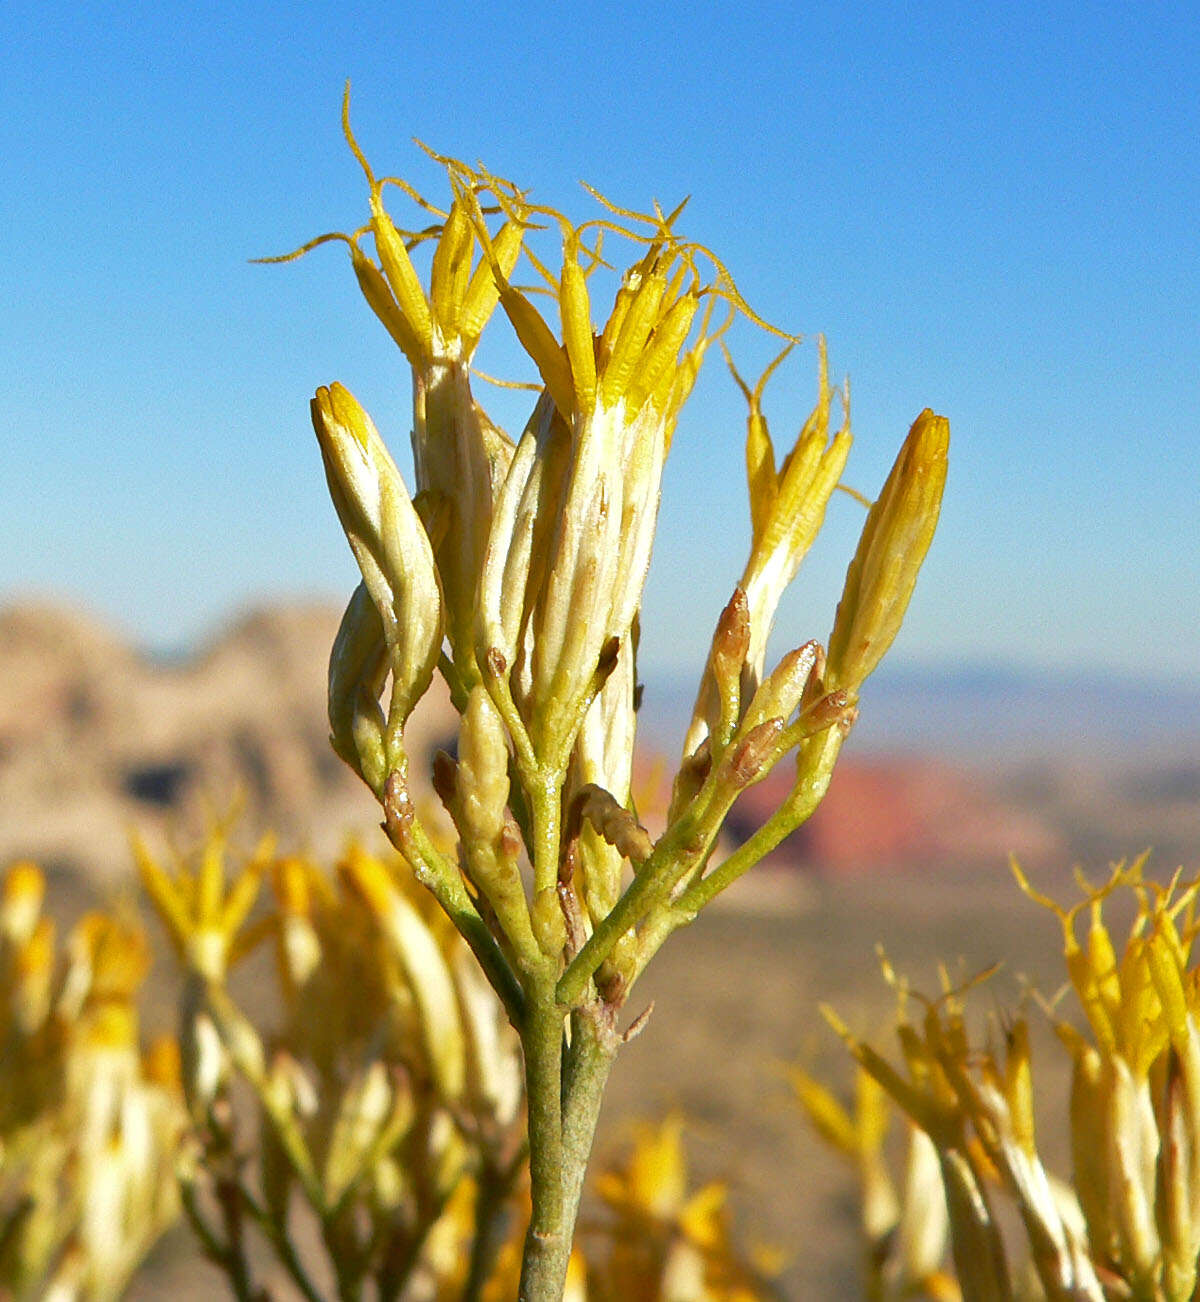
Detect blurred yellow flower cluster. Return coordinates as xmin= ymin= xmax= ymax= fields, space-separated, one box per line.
xmin=799 ymin=857 xmax=1200 ymax=1302
xmin=133 ymin=826 xmax=526 ymax=1301
xmin=790 ymin=1061 xmax=959 ymax=1301
xmin=585 ymin=1114 xmax=775 ymax=1302
xmin=3 ymin=837 xmax=783 ymax=1301
xmin=0 ymin=861 xmax=182 ymax=1301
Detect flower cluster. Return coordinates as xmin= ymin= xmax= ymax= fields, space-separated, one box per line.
xmin=0 ymin=861 xmax=182 ymax=1300
xmin=790 ymin=1059 xmax=958 ymax=1300
xmin=134 ymin=826 xmax=525 ymax=1301
xmin=585 ymin=1114 xmax=777 ymax=1302
xmin=274 ymin=91 xmax=948 ymax=1297
xmin=802 ymin=856 xmax=1200 ymax=1302
xmin=3 ymin=836 xmax=784 ymax=1302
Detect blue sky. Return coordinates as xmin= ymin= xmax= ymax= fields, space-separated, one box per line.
xmin=2 ymin=1 xmax=1197 ymax=688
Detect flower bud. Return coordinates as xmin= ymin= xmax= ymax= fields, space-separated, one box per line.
xmin=531 ymin=885 xmax=567 ymax=959
xmin=1 ymin=860 xmax=45 ymax=946
xmin=826 ymin=409 xmax=949 ymax=694
xmin=271 ymin=856 xmax=324 ymax=994
xmin=739 ymin=640 xmax=820 ymax=737
xmin=457 ymin=685 xmax=510 ymax=844
xmin=311 ymin=383 xmax=443 ymax=742
xmin=412 ymin=366 xmax=514 ymax=684
xmin=1158 ymin=1049 xmax=1199 ymax=1302
xmin=327 ymin=581 xmax=390 ymax=793
xmin=187 ymin=1010 xmax=226 ymax=1110
xmin=323 ymin=1058 xmax=400 ymax=1206
xmin=11 ymin=915 xmax=55 ymax=1034
xmin=896 ymin=1127 xmax=949 ymax=1288
xmin=442 ymin=690 xmax=541 ymax=962
xmin=1106 ymin=1055 xmax=1161 ymax=1287
xmin=685 ymin=588 xmax=751 ymax=757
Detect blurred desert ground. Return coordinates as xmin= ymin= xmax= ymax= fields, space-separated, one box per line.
xmin=4 ymin=600 xmax=1199 ymax=1299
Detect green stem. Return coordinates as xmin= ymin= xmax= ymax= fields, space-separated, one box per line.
xmin=240 ymin=1187 xmax=327 ymax=1302
xmin=323 ymin=1210 xmax=366 ymax=1302
xmin=517 ymin=760 xmax=586 ymax=1302
xmin=678 ymin=731 xmax=840 ymax=914
xmin=181 ymin=1168 xmax=257 ymax=1302
xmin=179 ymin=1181 xmax=231 ymax=1274
xmin=204 ymin=983 xmax=325 ymax=1211
xmin=376 ymin=1216 xmax=436 ymax=1302
xmin=517 ymin=998 xmax=619 ymax=1302
xmin=633 ymin=728 xmax=844 ymax=989
xmin=554 ymin=713 xmax=817 ymax=994
xmin=518 ymin=977 xmax=568 ymax=1301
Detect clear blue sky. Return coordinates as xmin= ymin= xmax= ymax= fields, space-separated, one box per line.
xmin=2 ymin=1 xmax=1196 ymax=686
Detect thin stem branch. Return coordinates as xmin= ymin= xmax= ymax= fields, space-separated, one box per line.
xmin=560 ymin=1008 xmax=619 ymax=1233
xmin=384 ymin=790 xmax=526 ymax=1025
xmin=239 ymin=1188 xmax=327 ymax=1302
xmin=463 ymin=1158 xmax=519 ymax=1302
xmin=376 ymin=1219 xmax=430 ymax=1302
xmin=180 ymin=1174 xmax=257 ymax=1302
xmin=556 ymin=782 xmax=725 ymax=1007
xmin=632 ymin=729 xmax=846 ymax=985
xmin=180 ymin=1180 xmax=231 ymax=1273
xmin=677 ymin=727 xmax=844 ymax=916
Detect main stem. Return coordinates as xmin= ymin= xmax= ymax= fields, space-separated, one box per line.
xmin=518 ymin=770 xmax=569 ymax=1301
xmin=519 ymin=976 xmax=566 ymax=1300
xmin=517 ymin=772 xmax=619 ymax=1302
xmin=518 ymin=991 xmax=618 ymax=1301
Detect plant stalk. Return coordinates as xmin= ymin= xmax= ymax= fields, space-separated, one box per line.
xmin=517 ymin=765 xmax=621 ymax=1301
xmin=518 ymin=976 xmax=567 ymax=1301
xmin=517 ymin=994 xmax=619 ymax=1301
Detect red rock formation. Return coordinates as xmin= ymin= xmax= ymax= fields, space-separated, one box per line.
xmin=728 ymin=756 xmax=1064 ymax=874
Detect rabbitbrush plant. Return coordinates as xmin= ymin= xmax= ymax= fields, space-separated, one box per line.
xmin=264 ymin=90 xmax=949 ymax=1301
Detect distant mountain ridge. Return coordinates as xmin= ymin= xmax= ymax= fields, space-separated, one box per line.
xmin=640 ymin=661 xmax=1200 ymax=762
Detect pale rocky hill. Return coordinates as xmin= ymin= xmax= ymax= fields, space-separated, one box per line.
xmin=0 ymin=602 xmax=456 ymax=882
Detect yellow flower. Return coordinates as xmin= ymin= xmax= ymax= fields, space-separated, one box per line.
xmin=263 ymin=94 xmax=521 ymax=689
xmin=1 ymin=859 xmax=45 ymax=946
xmin=734 ymin=338 xmax=852 ymax=687
xmin=473 ymin=197 xmax=727 ymax=772
xmin=591 ymin=1115 xmax=774 ymax=1300
xmin=1014 ymin=858 xmax=1200 ymax=1297
xmin=64 ymin=910 xmax=150 ymax=1050
xmin=338 ymin=843 xmax=467 ymax=1099
xmin=134 ymin=827 xmax=271 ymax=981
xmin=2 ymin=861 xmax=56 ymax=1040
